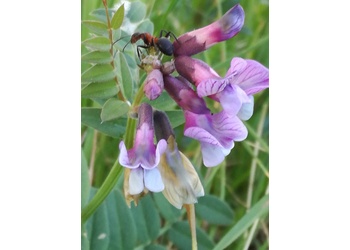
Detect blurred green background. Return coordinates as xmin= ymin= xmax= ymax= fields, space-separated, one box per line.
xmin=81 ymin=0 xmax=269 ymax=249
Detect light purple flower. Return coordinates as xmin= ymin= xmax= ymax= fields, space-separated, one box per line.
xmin=175 ymin=56 xmax=269 ymax=120
xmin=144 ymin=69 xmax=164 ymax=100
xmin=173 ymin=4 xmax=245 ymax=56
xmin=119 ymin=103 xmax=167 ymax=195
xmin=163 ymin=74 xmax=247 ymax=167
xmin=184 ymin=110 xmax=247 ymax=167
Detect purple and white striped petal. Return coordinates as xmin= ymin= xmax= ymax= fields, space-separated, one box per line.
xmin=229 ymin=59 xmax=269 ymax=95
xmin=183 ymin=110 xmax=248 ymax=166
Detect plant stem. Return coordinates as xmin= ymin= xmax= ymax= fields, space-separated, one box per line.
xmin=88 ymin=130 xmax=98 ymax=185
xmin=185 ymin=204 xmax=197 ymax=250
xmin=81 ymin=159 xmax=123 ymax=223
xmin=102 ymin=0 xmax=127 ymax=102
xmin=81 ymin=58 xmax=146 ymax=224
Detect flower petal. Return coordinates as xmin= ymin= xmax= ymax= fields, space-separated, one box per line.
xmin=119 ymin=141 xmax=139 ymax=169
xmin=144 ymin=168 xmax=164 ymax=192
xmin=197 ymin=77 xmax=229 ymax=97
xmin=174 ymin=56 xmax=220 ymax=86
xmin=237 ymin=95 xmax=254 ymax=121
xmin=231 ymin=59 xmax=269 ymax=95
xmin=225 ymin=57 xmax=247 ymax=77
xmin=158 ymin=136 xmax=204 ymax=208
xmin=200 ymin=142 xmax=230 ymax=167
xmin=144 ymin=69 xmax=164 ymax=100
xmin=173 ymin=4 xmax=245 ymax=56
xmin=129 ymin=168 xmax=145 ymax=195
xmin=164 ymin=74 xmax=210 ymax=114
xmin=184 ymin=126 xmax=222 ymax=146
xmin=211 ymin=111 xmax=247 ymax=144
xmin=213 ymin=84 xmax=249 ymax=117
xmin=154 ymin=139 xmax=168 ymax=166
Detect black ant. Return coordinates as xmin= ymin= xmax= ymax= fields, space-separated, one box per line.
xmin=117 ymin=30 xmax=178 ymax=60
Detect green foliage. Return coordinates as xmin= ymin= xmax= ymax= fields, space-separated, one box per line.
xmin=81 ymin=0 xmax=269 ymax=249
xmin=196 ymin=195 xmax=234 ymax=225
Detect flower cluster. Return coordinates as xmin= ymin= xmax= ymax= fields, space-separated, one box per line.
xmin=119 ymin=103 xmax=204 ymax=207
xmin=119 ymin=4 xmax=269 ymax=207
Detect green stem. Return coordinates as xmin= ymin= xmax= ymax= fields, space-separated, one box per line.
xmin=82 ymin=160 xmax=122 ymax=223
xmin=81 ymin=117 xmax=136 ymax=224
xmin=81 ymin=69 xmax=146 ymax=224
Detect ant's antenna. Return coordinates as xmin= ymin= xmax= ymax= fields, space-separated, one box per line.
xmin=112 ymin=35 xmax=130 ymax=58
xmin=112 ymin=35 xmax=129 ymax=46
xmin=122 ymin=40 xmax=132 ymax=52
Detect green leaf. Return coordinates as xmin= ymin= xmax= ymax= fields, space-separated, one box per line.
xmin=86 ymin=189 xmax=110 ymax=250
xmin=82 ymin=51 xmax=112 ymax=64
xmin=81 ymin=225 xmax=90 ymax=250
xmin=90 ymin=8 xmax=113 ymax=23
xmin=100 ymin=98 xmax=129 ymax=122
xmin=115 ymin=52 xmax=134 ymax=101
xmin=145 ymin=245 xmax=167 ymax=250
xmin=152 ymin=193 xmax=181 ymax=222
xmin=196 ymin=195 xmax=234 ymax=225
xmin=82 ymin=20 xmax=108 ymax=36
xmin=81 ymin=149 xmax=91 ymax=208
xmin=81 ymin=64 xmax=116 ymax=83
xmin=111 ymin=4 xmax=124 ymax=30
xmin=82 ymin=36 xmax=111 ymax=51
xmin=130 ymin=194 xmax=161 ymax=245
xmin=167 ymin=221 xmax=215 ymax=250
xmin=81 ymin=81 xmax=119 ymax=99
xmin=81 ymin=108 xmax=126 ymax=139
xmin=135 ymin=19 xmax=154 ymax=34
xmin=105 ymin=189 xmax=137 ymax=250
xmin=165 ymin=110 xmax=185 ymax=128
xmin=143 ymin=91 xmax=176 ymax=111
xmin=213 ymin=194 xmax=269 ymax=250
xmin=127 ymin=1 xmax=146 ymax=23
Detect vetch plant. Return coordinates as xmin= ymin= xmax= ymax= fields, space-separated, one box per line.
xmin=81 ymin=1 xmax=269 ymax=250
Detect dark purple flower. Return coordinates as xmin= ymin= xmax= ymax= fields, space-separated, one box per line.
xmin=173 ymin=4 xmax=245 ymax=56
xmin=163 ymin=74 xmax=210 ymax=114
xmin=119 ymin=103 xmax=167 ymax=195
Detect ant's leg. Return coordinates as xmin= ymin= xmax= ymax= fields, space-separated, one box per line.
xmin=160 ymin=30 xmax=179 ymax=43
xmin=136 ymin=44 xmax=151 ymax=60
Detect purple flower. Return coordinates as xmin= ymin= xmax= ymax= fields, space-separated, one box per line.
xmin=164 ymin=75 xmax=247 ymax=167
xmin=163 ymin=74 xmax=210 ymax=114
xmin=184 ymin=110 xmax=247 ymax=167
xmin=173 ymin=4 xmax=245 ymax=56
xmin=175 ymin=56 xmax=269 ymax=120
xmin=119 ymin=103 xmax=167 ymax=195
xmin=144 ymin=69 xmax=164 ymax=100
